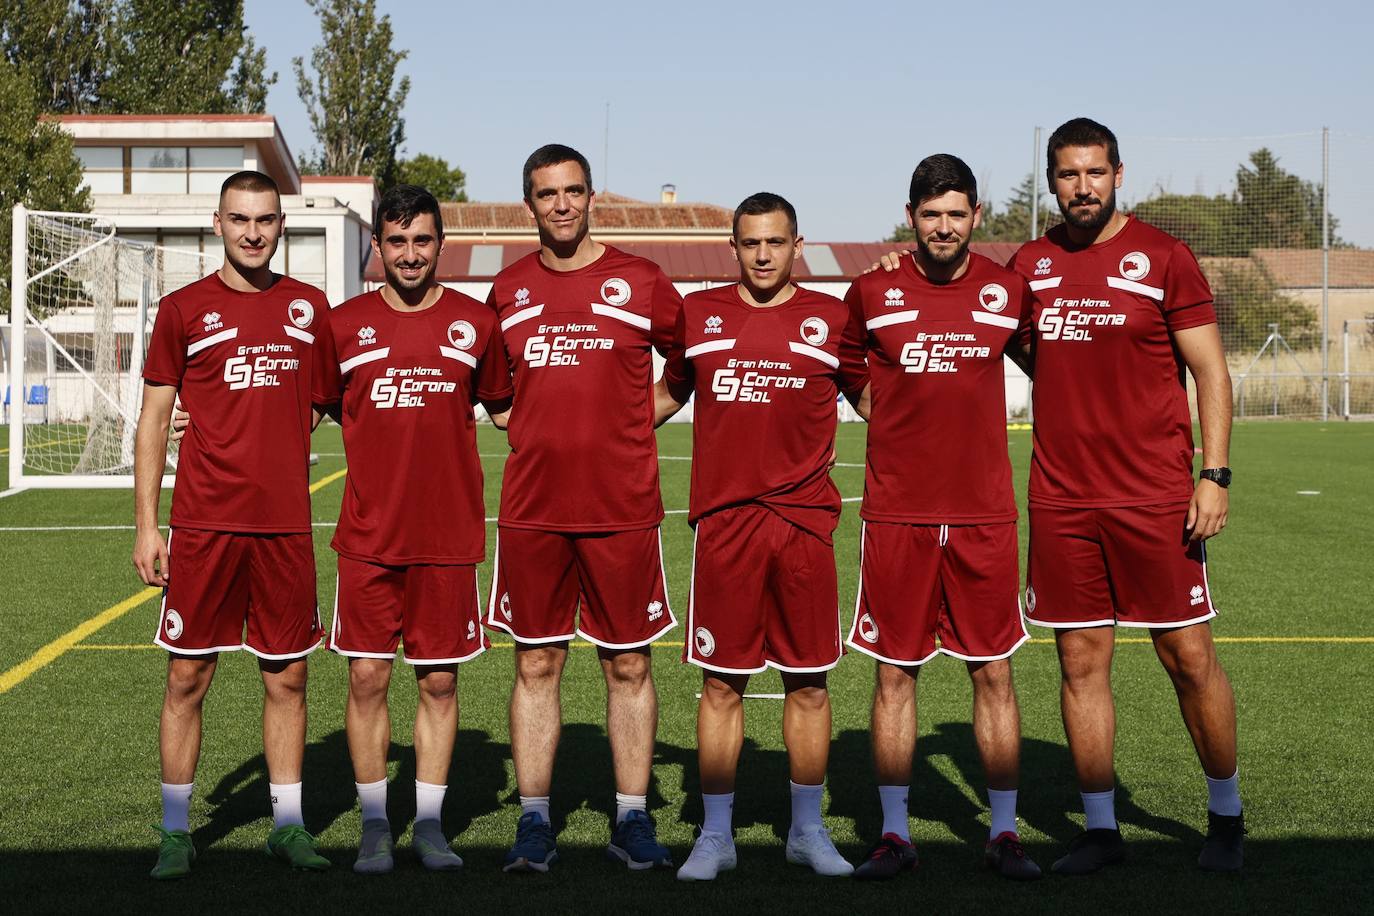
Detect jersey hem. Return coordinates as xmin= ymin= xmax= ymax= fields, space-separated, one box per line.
xmin=142 ymin=371 xmax=181 ymax=387
xmin=1027 ymin=494 xmax=1194 ymax=510
xmin=332 ymin=544 xmax=485 ymax=567
xmin=494 ymin=517 xmax=664 ymax=534
xmin=858 ymin=510 xmax=1020 ymax=525
xmin=169 ymin=520 xmax=312 ymax=535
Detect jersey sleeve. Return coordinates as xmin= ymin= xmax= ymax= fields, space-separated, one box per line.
xmin=1164 ymin=241 xmax=1217 ymax=332
xmin=1012 ymin=279 xmax=1035 ymax=351
xmin=312 ymin=310 xmax=343 ymax=407
xmin=837 ymin=282 xmax=870 ymax=396
xmin=475 ymin=319 xmax=515 ymax=404
xmin=649 ymin=268 xmax=685 ymax=356
xmin=661 ymin=303 xmax=693 ymax=404
xmin=142 ymin=296 xmax=186 ymax=387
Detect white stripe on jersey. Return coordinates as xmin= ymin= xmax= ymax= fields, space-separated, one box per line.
xmin=439 ymin=346 xmax=478 ymax=368
xmin=1028 ymin=277 xmax=1062 ymax=291
xmin=971 ymin=311 xmax=1021 ymax=329
xmin=186 ymin=327 xmax=238 ymax=357
xmin=684 ymin=338 xmax=737 ymax=359
xmin=501 ymin=304 xmax=544 ymax=332
xmin=284 ymin=325 xmax=315 ymax=344
xmin=788 ymin=341 xmax=839 ymax=369
xmin=1106 ymin=275 xmax=1165 ymax=300
xmin=865 ymin=309 xmax=919 ymax=330
xmin=590 ymin=302 xmax=651 ymax=331
xmin=339 ymin=347 xmax=390 ymax=375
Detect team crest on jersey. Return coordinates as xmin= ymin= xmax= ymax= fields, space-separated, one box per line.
xmin=883 ymin=287 xmax=905 ymax=308
xmin=704 ymin=315 xmax=724 ymax=335
xmin=647 ymin=600 xmax=664 ymax=622
xmin=1034 ymin=257 xmax=1053 ymax=276
xmin=600 ymin=277 xmax=631 ymax=306
xmin=1189 ymin=585 xmax=1206 ymax=606
xmin=858 ymin=613 xmax=879 ymax=644
xmin=800 ymin=317 xmax=829 ymax=346
xmin=202 ymin=311 xmax=223 ymax=332
xmin=164 ymin=610 xmax=184 ymax=641
xmin=694 ymin=627 xmax=716 ymax=658
xmin=357 ymin=325 xmax=377 ymax=346
xmin=979 ymin=283 xmax=1009 ymax=313
xmin=514 ymin=287 xmax=531 ymax=307
xmin=447 ymin=320 xmax=477 ymax=350
xmin=1119 ymin=252 xmax=1151 ymax=281
xmin=1025 ymin=586 xmax=1036 ymax=614
xmin=288 ymin=298 xmax=314 ymax=329
xmin=500 ymin=592 xmax=512 ymax=622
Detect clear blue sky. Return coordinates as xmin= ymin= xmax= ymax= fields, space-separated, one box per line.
xmin=244 ymin=0 xmax=1374 ymax=245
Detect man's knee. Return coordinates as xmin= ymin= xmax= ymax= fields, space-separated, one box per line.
xmin=261 ymin=658 xmax=308 ymax=702
xmin=969 ymin=658 xmax=1016 ymax=703
xmin=874 ymin=662 xmax=916 ymax=705
xmin=348 ymin=659 xmax=392 ymax=701
xmin=515 ymin=646 xmax=565 ymax=688
xmin=784 ymin=681 xmax=830 ymax=714
xmin=416 ymin=668 xmax=457 ymax=706
xmin=1155 ymin=628 xmax=1221 ymax=695
xmin=701 ymin=675 xmax=744 ymax=712
xmin=1056 ymin=630 xmax=1113 ymax=686
xmin=602 ymin=649 xmax=652 ymax=690
xmin=165 ymin=657 xmax=215 ymax=705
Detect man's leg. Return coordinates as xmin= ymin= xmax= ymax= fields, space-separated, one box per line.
xmin=504 ymin=643 xmax=566 ymax=871
xmin=346 ymin=658 xmax=394 ymax=874
xmin=780 ymin=671 xmax=850 ymax=876
xmin=599 ymin=646 xmax=656 ymax=804
xmin=969 ymin=658 xmax=1041 ymax=880
xmin=678 ymin=672 xmax=747 ymax=881
xmin=260 ymin=657 xmax=329 ymax=870
xmin=870 ymin=662 xmax=918 ymax=840
xmin=413 ymin=664 xmax=463 ymax=870
xmin=151 ymin=654 xmax=217 ymax=879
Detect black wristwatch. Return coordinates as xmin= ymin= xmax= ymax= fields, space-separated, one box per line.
xmin=1199 ymin=467 xmax=1232 ymax=488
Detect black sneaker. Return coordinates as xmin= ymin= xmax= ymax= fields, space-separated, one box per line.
xmin=985 ymin=831 xmax=1042 ymax=881
xmin=853 ymin=832 xmax=919 ymax=880
xmin=1197 ymin=811 xmax=1245 ymax=872
xmin=1050 ymin=828 xmax=1125 ymax=876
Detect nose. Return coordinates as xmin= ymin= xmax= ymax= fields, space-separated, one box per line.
xmin=553 ymin=191 xmax=571 ymax=212
xmin=936 ymin=215 xmax=952 ymax=236
xmin=1075 ymin=174 xmax=1093 ymax=197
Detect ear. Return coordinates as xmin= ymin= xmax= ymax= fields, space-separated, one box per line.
xmin=905 ymin=203 xmax=916 ymax=229
xmin=972 ymin=202 xmax=983 ymax=231
xmin=212 ymin=210 xmax=224 ymax=238
xmin=728 ymin=236 xmax=740 ymax=264
xmin=523 ymin=198 xmax=536 ymax=221
xmin=370 ymin=233 xmax=382 ymax=262
xmin=1114 ymin=161 xmax=1124 ymax=189
xmin=793 ymin=234 xmax=804 ymax=258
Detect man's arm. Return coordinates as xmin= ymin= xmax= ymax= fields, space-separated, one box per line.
xmin=1004 ymin=340 xmax=1033 ymax=377
xmin=133 ymin=383 xmax=177 ymax=586
xmin=653 ymin=378 xmax=687 ymax=427
xmin=483 ymin=397 xmax=513 ymax=430
xmin=1175 ymin=323 xmax=1232 ymax=541
xmin=844 ymin=383 xmax=872 ymax=421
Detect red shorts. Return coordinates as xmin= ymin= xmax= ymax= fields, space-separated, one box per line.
xmin=685 ymin=505 xmax=842 ymax=675
xmin=154 ymin=528 xmax=323 ymax=660
xmin=330 ymin=556 xmax=489 ymax=664
xmin=1026 ymin=504 xmax=1217 ymax=629
xmin=486 ymin=526 xmax=675 ymax=648
xmin=847 ymin=521 xmax=1028 ymax=666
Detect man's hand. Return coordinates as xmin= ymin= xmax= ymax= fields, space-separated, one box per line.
xmin=170 ymin=406 xmax=190 ymax=444
xmin=861 ymin=250 xmax=908 ymax=275
xmin=133 ymin=526 xmax=169 ymax=586
xmin=1185 ymin=479 xmax=1228 ymax=541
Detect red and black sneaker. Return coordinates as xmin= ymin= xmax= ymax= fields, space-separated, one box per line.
xmin=853 ymin=832 xmax=919 ymax=881
xmin=984 ymin=831 xmax=1042 ymax=881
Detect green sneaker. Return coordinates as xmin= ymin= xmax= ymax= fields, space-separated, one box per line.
xmin=265 ymin=824 xmax=331 ymax=871
xmin=150 ymin=826 xmax=196 ymax=880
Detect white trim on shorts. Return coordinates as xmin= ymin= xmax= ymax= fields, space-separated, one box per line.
xmin=845 ymin=638 xmax=942 ymax=668
xmin=153 ymin=530 xmax=244 ymax=655
xmin=241 ymin=640 xmax=321 ymax=661
xmin=481 ymin=536 xmax=574 ymax=643
xmin=1030 ymin=541 xmax=1219 ymax=631
xmin=405 ymin=574 xmax=489 ymax=665
xmin=575 ymin=526 xmax=678 ymax=650
xmin=327 ymin=573 xmax=395 ymax=659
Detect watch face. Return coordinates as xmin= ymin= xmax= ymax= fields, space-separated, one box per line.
xmin=1203 ymin=468 xmax=1232 ymax=487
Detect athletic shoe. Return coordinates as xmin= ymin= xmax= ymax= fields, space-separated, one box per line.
xmin=353 ymin=818 xmax=393 ymax=875
xmin=1050 ymin=827 xmax=1125 ymax=876
xmin=1197 ymin=811 xmax=1245 ymax=872
xmin=607 ymin=810 xmax=673 ymax=870
xmin=676 ymin=831 xmax=737 ymax=881
xmin=852 ymin=832 xmax=918 ymax=880
xmin=413 ymin=819 xmax=463 ymax=871
xmin=785 ymin=824 xmax=854 ymax=877
xmin=985 ymin=831 xmax=1042 ymax=880
xmin=265 ymin=824 xmax=331 ymax=871
xmin=503 ymin=811 xmax=558 ymax=873
xmin=150 ymin=826 xmax=195 ymax=880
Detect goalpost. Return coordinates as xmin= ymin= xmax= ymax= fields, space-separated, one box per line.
xmin=6 ymin=206 xmax=213 ymax=489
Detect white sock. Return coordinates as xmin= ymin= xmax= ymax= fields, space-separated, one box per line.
xmin=519 ymin=795 xmax=551 ymax=823
xmin=988 ymin=788 xmax=1019 ymax=837
xmin=789 ymin=781 xmax=824 ymax=835
xmin=702 ymin=792 xmax=734 ymax=836
xmin=416 ymin=780 xmax=446 ymax=824
xmin=356 ymin=778 xmax=387 ymax=823
xmin=1206 ymin=770 xmax=1242 ymax=816
xmin=615 ymin=791 xmax=647 ymax=825
xmin=161 ymin=782 xmax=193 ymax=833
xmin=1081 ymin=789 xmax=1117 ymax=831
xmin=877 ymin=785 xmax=910 ymax=840
xmin=270 ymin=781 xmax=304 ymax=828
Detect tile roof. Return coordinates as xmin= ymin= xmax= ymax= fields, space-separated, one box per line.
xmin=439 ymin=195 xmax=733 ymax=234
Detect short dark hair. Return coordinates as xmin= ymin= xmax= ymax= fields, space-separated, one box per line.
xmin=374 ymin=184 xmax=444 ymax=239
xmin=732 ymin=192 xmax=798 ymax=237
xmin=522 ymin=144 xmax=593 ymax=201
xmin=220 ymin=170 xmax=279 ymax=202
xmin=1046 ymin=117 xmax=1121 ymax=179
xmin=908 ymin=154 xmax=978 ymax=209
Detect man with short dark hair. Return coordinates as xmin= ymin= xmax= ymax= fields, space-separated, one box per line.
xmin=840 ymin=154 xmax=1041 ymax=881
xmin=134 ymin=170 xmax=331 ymax=878
xmin=657 ymin=192 xmax=866 ymax=881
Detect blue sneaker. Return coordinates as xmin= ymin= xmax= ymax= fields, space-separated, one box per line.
xmin=608 ymin=810 xmax=673 ymax=870
xmin=503 ymin=811 xmax=558 ymax=873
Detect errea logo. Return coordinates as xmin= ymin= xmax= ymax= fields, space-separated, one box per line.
xmin=466 ymin=620 xmax=477 ymax=640
xmin=1034 ymin=257 xmax=1053 ymax=276
xmin=704 ymin=315 xmax=724 ymax=335
xmin=514 ymin=288 xmax=531 ymax=308
xmin=1190 ymin=585 xmax=1206 ymax=606
xmin=884 ymin=287 xmax=905 ymax=308
xmin=647 ymin=600 xmax=664 ymax=622
xmin=202 ymin=312 xmax=223 ymax=332
xmin=357 ymin=326 xmax=377 ymax=346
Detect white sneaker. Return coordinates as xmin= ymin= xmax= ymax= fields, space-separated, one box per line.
xmin=677 ymin=831 xmax=737 ymax=881
xmin=785 ymin=824 xmax=853 ymax=876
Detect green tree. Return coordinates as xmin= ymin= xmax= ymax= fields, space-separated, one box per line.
xmin=0 ymin=0 xmax=112 ymax=113
xmin=293 ymin=0 xmax=410 ymax=185
xmin=1131 ymin=193 xmax=1242 ymax=257
xmin=1234 ymin=147 xmax=1336 ymax=249
xmin=1210 ymin=260 xmax=1318 ymax=352
xmin=394 ymin=153 xmax=467 ymax=200
xmin=976 ymin=173 xmax=1060 ymax=242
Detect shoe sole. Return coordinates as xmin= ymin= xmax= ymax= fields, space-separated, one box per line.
xmin=503 ymin=850 xmax=558 ymax=874
xmin=677 ymin=858 xmax=736 ymax=881
xmin=1050 ymin=852 xmax=1125 ymax=876
xmin=853 ymin=860 xmax=916 ymax=881
xmin=786 ymin=849 xmax=854 ymax=877
xmin=607 ymin=844 xmax=671 ymax=871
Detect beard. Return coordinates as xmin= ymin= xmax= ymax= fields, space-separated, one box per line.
xmin=917 ymin=234 xmax=969 ymax=266
xmin=385 ymin=261 xmax=434 ymax=290
xmin=1062 ymin=189 xmax=1117 ymax=231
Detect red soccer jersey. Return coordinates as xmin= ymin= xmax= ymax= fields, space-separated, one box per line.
xmin=840 ymin=252 xmax=1032 ymax=524
xmin=487 ymin=246 xmax=682 ymax=532
xmin=143 ymin=272 xmax=328 ymax=533
xmin=662 ymin=285 xmax=863 ymax=545
xmin=1010 ymin=217 xmax=1217 ymax=508
xmin=313 ymin=289 xmax=513 ymax=565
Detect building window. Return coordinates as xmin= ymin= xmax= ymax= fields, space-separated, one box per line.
xmin=129 ymin=146 xmax=243 ymax=194
xmin=76 ymin=146 xmax=124 ymax=194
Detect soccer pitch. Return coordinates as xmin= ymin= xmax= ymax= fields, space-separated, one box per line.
xmin=1 ymin=422 xmax=1371 ymax=913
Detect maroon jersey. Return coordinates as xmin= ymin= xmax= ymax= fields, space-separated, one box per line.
xmin=313 ymin=289 xmax=512 ymax=565
xmin=487 ymin=246 xmax=682 ymax=531
xmin=143 ymin=272 xmax=327 ymax=533
xmin=1010 ymin=217 xmax=1217 ymax=508
xmin=839 ymin=253 xmax=1031 ymax=524
xmin=662 ymin=285 xmax=863 ymax=544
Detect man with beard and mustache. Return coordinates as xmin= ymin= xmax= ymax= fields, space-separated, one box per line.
xmin=1008 ymin=118 xmax=1242 ymax=875
xmin=837 ymin=155 xmax=1041 ymax=881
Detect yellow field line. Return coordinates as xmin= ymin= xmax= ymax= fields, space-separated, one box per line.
xmin=0 ymin=433 xmax=88 ymax=456
xmin=0 ymin=469 xmax=349 ymax=695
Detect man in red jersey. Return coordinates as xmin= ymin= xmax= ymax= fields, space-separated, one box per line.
xmin=655 ymin=193 xmax=866 ymax=881
xmin=133 ymin=171 xmax=331 ymax=878
xmin=839 ymin=155 xmax=1041 ymax=882
xmin=1008 ymin=118 xmax=1242 ymax=874
xmin=485 ymin=145 xmax=680 ymax=872
xmin=312 ymin=185 xmax=513 ymax=874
